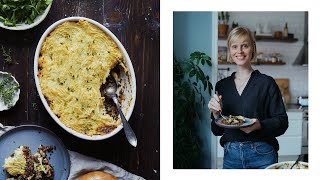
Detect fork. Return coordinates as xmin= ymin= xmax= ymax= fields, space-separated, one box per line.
xmin=215 ymin=91 xmax=227 ymax=119
xmin=290 ymin=155 xmax=303 ymax=169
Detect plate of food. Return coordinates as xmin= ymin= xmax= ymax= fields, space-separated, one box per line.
xmin=0 ymin=125 xmax=70 ymax=179
xmin=0 ymin=71 xmax=20 ymax=111
xmin=215 ymin=115 xmax=255 ymax=129
xmin=34 ymin=17 xmax=136 ymax=140
xmin=0 ymin=0 xmax=53 ymax=30
xmin=265 ymin=161 xmax=308 ymax=169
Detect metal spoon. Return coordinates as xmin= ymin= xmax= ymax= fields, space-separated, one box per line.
xmin=103 ymin=79 xmax=137 ymax=147
xmin=215 ymin=91 xmax=227 ymax=119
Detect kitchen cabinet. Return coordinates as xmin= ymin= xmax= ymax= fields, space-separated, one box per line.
xmin=277 ymin=111 xmax=303 ymax=155
xmin=216 ymin=110 xmax=303 ymax=164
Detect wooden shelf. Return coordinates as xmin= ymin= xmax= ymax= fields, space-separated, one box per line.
xmin=218 ymin=36 xmax=298 ymax=43
xmin=218 ymin=61 xmax=286 ymax=65
xmin=254 ymin=36 xmax=298 ymax=42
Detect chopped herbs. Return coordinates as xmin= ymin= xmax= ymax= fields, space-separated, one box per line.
xmin=32 ymin=102 xmax=38 ymax=110
xmin=0 ymin=73 xmax=19 ymax=107
xmin=0 ymin=0 xmax=52 ymax=27
xmin=1 ymin=45 xmax=14 ymax=65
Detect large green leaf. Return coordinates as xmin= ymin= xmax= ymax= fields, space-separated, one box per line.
xmin=189 ymin=69 xmax=196 ymax=77
xmin=208 ymin=81 xmax=213 ymax=96
xmin=181 ymin=61 xmax=193 ymax=72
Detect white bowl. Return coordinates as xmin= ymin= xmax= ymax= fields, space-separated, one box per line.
xmin=0 ymin=71 xmax=20 ymax=111
xmin=0 ymin=1 xmax=52 ymax=30
xmin=34 ymin=17 xmax=136 ymax=140
xmin=266 ymin=161 xmax=308 ymax=169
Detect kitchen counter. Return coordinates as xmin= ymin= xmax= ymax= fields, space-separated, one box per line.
xmin=286 ymin=103 xmax=304 ymax=112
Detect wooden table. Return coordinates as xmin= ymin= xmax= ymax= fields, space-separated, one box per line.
xmin=0 ymin=0 xmax=159 ymax=179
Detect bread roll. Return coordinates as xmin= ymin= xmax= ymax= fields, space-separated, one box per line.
xmin=79 ymin=171 xmax=118 ymax=180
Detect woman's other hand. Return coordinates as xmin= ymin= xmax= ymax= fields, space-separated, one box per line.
xmin=208 ymin=94 xmax=222 ymax=119
xmin=240 ymin=118 xmax=261 ymax=133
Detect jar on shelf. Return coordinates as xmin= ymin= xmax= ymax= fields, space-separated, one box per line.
xmin=283 ymin=22 xmax=289 ymax=39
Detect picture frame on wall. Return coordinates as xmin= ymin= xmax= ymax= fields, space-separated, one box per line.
xmin=218 ymin=46 xmax=227 ymax=63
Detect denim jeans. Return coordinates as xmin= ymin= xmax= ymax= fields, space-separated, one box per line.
xmin=223 ymin=141 xmax=278 ymax=169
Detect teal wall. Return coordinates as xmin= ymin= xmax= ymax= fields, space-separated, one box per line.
xmin=173 ymin=12 xmax=215 ymax=168
xmin=173 ymin=12 xmax=213 ymax=60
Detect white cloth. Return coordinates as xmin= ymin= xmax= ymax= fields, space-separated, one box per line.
xmin=0 ymin=125 xmax=145 ymax=180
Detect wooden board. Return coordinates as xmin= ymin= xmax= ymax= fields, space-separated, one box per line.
xmin=275 ymin=78 xmax=290 ymax=104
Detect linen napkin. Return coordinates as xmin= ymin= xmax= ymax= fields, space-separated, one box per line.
xmin=0 ymin=125 xmax=145 ymax=180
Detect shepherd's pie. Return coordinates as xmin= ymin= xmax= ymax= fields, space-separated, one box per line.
xmin=38 ymin=20 xmax=125 ymax=136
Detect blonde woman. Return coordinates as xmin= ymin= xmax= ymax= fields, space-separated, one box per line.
xmin=208 ymin=27 xmax=288 ymax=169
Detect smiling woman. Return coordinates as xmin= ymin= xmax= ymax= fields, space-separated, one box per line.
xmin=208 ymin=26 xmax=289 ymax=169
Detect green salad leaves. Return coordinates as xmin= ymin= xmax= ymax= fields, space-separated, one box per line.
xmin=0 ymin=0 xmax=52 ymax=27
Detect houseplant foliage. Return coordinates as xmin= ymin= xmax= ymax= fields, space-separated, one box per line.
xmin=218 ymin=11 xmax=230 ymax=37
xmin=173 ymin=51 xmax=213 ymax=168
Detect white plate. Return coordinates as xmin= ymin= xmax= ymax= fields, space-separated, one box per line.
xmin=215 ymin=116 xmax=254 ymax=129
xmin=34 ymin=17 xmax=136 ymax=141
xmin=0 ymin=1 xmax=52 ymax=30
xmin=0 ymin=71 xmax=20 ymax=111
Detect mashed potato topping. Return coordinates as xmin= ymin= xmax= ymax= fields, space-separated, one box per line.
xmin=38 ymin=20 xmax=125 ymax=136
xmin=3 ymin=146 xmax=28 ymax=176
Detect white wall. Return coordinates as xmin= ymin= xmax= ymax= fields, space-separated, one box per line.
xmin=228 ymin=11 xmax=306 ymax=41
xmin=218 ymin=12 xmax=308 ymax=103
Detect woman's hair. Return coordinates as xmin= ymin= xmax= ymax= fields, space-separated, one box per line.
xmin=226 ymin=26 xmax=257 ymax=62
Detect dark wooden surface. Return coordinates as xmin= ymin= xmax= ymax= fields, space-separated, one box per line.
xmin=0 ymin=0 xmax=159 ymax=179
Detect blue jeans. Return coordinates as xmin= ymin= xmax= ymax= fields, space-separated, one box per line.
xmin=223 ymin=141 xmax=278 ymax=169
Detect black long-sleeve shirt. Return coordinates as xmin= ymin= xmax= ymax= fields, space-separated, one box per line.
xmin=211 ymin=70 xmax=288 ymax=151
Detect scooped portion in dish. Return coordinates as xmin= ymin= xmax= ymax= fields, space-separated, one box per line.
xmin=3 ymin=145 xmax=54 ymax=179
xmin=37 ymin=20 xmax=129 ymax=136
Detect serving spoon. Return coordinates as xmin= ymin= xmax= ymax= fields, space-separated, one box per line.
xmin=103 ymin=78 xmax=137 ymax=147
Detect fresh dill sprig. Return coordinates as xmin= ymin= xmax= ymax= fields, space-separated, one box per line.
xmin=1 ymin=45 xmax=14 ymax=65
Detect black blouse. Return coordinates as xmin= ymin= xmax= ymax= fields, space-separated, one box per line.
xmin=211 ymin=70 xmax=288 ymax=151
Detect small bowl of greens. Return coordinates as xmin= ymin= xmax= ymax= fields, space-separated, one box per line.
xmin=0 ymin=71 xmax=20 ymax=111
xmin=0 ymin=0 xmax=53 ymax=30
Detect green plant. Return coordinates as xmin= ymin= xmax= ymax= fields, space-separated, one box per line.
xmin=173 ymin=51 xmax=213 ymax=168
xmin=225 ymin=12 xmax=230 ymax=24
xmin=218 ymin=11 xmax=230 ymax=24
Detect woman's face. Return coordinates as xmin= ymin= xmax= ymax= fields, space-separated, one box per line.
xmin=229 ymin=37 xmax=253 ymax=66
